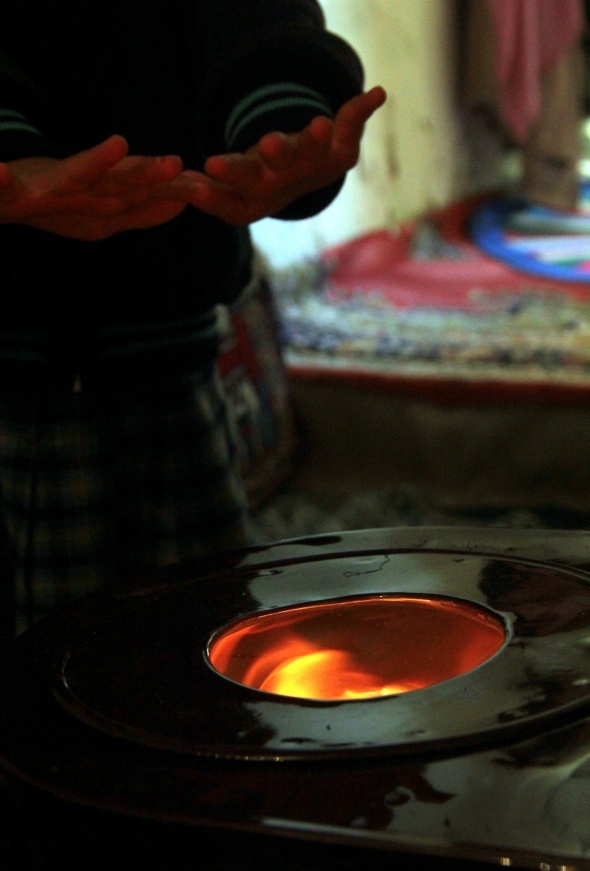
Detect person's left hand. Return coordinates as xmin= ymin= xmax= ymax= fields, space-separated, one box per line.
xmin=183 ymin=86 xmax=387 ymax=225
xmin=0 ymin=135 xmax=193 ymax=239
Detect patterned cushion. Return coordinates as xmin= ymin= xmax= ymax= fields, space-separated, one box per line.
xmin=217 ymin=276 xmax=298 ymax=511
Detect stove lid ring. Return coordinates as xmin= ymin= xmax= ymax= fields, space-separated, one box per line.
xmin=52 ymin=548 xmax=590 ymax=761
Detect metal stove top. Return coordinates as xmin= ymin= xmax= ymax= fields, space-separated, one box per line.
xmin=3 ymin=526 xmax=590 ymax=870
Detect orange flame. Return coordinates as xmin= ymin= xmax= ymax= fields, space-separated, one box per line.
xmin=257 ymin=647 xmax=423 ymax=700
xmin=208 ymin=596 xmax=505 ymax=701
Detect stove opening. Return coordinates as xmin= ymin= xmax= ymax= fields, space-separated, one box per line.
xmin=206 ymin=595 xmax=506 ymax=701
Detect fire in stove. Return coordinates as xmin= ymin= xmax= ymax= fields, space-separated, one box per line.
xmin=207 ymin=594 xmax=506 ymax=701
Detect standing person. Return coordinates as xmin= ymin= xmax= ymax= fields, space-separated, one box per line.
xmin=464 ymin=0 xmax=585 ymax=213
xmin=0 ymin=0 xmax=386 ymax=638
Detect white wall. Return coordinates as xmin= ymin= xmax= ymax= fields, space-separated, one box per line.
xmin=252 ymin=0 xmax=509 ymax=269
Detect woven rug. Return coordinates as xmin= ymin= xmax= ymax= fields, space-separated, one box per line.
xmin=269 ymin=195 xmax=590 ymax=403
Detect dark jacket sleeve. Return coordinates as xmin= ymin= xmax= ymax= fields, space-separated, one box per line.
xmin=192 ymin=0 xmax=365 ymax=219
xmin=0 ymin=53 xmax=55 ymax=161
xmin=0 ymin=1 xmax=366 ymax=219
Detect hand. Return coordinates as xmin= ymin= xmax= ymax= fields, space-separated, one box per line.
xmin=184 ymin=86 xmax=387 ymax=225
xmin=0 ymin=135 xmax=195 ymax=240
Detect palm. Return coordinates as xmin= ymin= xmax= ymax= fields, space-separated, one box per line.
xmin=190 ymin=86 xmax=386 ymax=225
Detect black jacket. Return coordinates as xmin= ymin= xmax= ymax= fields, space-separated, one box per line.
xmin=0 ymin=0 xmax=363 ymax=378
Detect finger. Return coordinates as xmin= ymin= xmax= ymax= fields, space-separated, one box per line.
xmin=188 ymin=181 xmax=258 ymax=225
xmin=95 ymin=154 xmax=185 ymax=192
xmin=256 ymin=126 xmax=332 ymax=170
xmin=366 ymin=85 xmax=388 ymax=109
xmin=0 ymin=164 xmax=20 ymax=202
xmin=326 ymin=90 xmax=385 ymax=167
xmin=203 ymin=153 xmax=262 ymax=188
xmin=144 ymin=154 xmax=184 ymax=181
xmin=158 ymin=168 xmax=230 ymax=202
xmin=54 ymin=135 xmax=130 ymax=193
xmin=295 ymin=116 xmax=333 ymax=159
xmin=255 ymin=132 xmax=299 ymax=172
xmin=0 ymin=163 xmax=13 ymax=188
xmin=335 ymin=87 xmax=387 ymax=137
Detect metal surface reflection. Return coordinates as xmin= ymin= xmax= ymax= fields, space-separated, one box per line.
xmin=4 ymin=528 xmax=590 ymax=870
xmin=51 ymin=549 xmax=590 ymax=760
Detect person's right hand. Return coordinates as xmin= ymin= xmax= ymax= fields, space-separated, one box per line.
xmin=185 ymin=86 xmax=387 ymax=225
xmin=0 ymin=135 xmax=194 ymax=240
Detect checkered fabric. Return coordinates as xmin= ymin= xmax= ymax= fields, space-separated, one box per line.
xmin=0 ymin=365 xmax=249 ymax=637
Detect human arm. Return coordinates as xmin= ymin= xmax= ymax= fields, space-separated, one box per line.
xmin=0 ymin=0 xmax=380 ymax=237
xmin=0 ymin=44 xmax=203 ymax=240
xmin=190 ymin=0 xmax=379 ymax=224
xmin=0 ymin=135 xmax=199 ymax=241
xmin=184 ymin=86 xmax=386 ymax=226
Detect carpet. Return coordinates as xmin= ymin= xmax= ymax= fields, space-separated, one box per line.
xmin=257 ymin=193 xmax=590 ymax=526
xmin=250 ymin=482 xmax=590 ymax=545
xmin=269 ymin=195 xmax=590 ymax=403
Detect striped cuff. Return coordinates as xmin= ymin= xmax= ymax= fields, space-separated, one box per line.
xmin=0 ymin=108 xmax=45 ymax=160
xmin=0 ymin=330 xmax=46 ymax=363
xmin=225 ymin=83 xmax=333 ymax=150
xmin=0 ymin=108 xmax=42 ymax=139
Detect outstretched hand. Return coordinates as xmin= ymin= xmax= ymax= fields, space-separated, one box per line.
xmin=0 ymin=86 xmax=386 ymax=239
xmin=183 ymin=86 xmax=387 ymax=225
xmin=0 ymin=135 xmax=192 ymax=240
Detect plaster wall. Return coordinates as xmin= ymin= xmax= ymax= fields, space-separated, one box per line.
xmin=252 ymin=0 xmax=509 ymax=268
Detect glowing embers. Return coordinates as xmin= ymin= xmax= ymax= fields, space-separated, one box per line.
xmin=207 ymin=595 xmax=506 ymax=701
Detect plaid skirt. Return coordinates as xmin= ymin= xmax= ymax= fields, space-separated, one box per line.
xmin=0 ymin=364 xmax=249 ymax=637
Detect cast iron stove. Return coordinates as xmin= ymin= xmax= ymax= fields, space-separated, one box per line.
xmin=3 ymin=526 xmax=590 ymax=870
